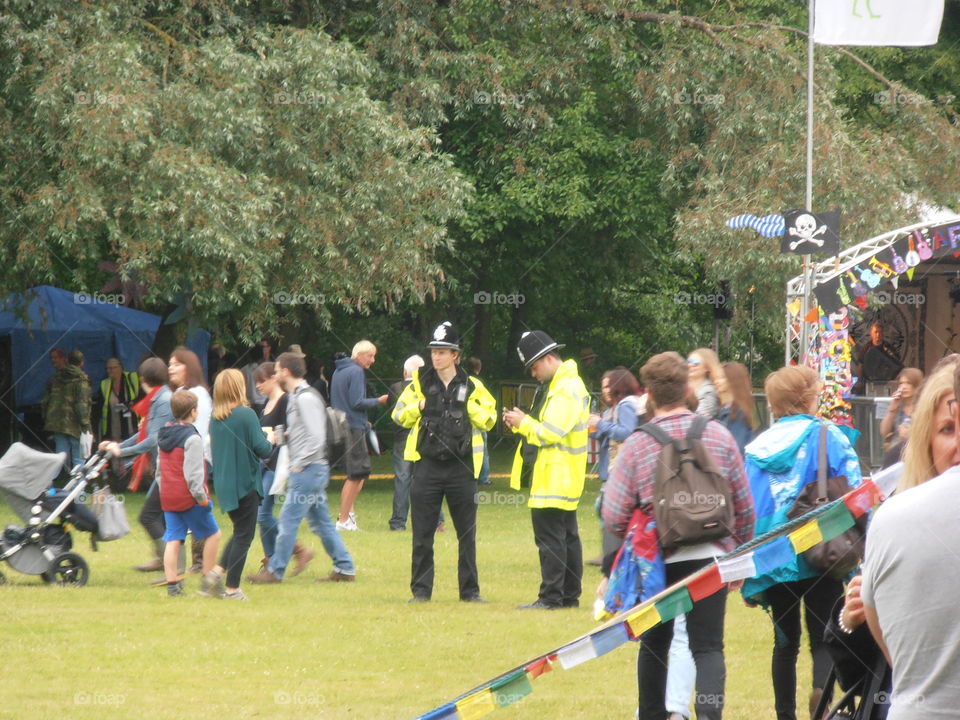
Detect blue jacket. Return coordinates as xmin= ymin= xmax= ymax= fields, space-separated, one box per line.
xmin=117 ymin=386 xmax=174 ymax=481
xmin=594 ymin=396 xmax=640 ymax=482
xmin=331 ymin=357 xmax=381 ymax=430
xmin=741 ymin=415 xmax=863 ymax=600
xmin=717 ymin=405 xmax=754 ymax=458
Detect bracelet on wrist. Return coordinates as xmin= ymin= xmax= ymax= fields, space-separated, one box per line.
xmin=837 ymin=607 xmax=855 ymax=635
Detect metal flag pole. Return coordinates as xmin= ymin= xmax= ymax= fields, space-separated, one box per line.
xmin=799 ymin=0 xmax=816 ymax=361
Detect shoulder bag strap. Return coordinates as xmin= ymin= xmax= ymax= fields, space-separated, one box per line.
xmin=818 ymin=423 xmax=828 ymax=500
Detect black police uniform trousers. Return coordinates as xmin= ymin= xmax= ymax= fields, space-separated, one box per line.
xmin=530 ymin=506 xmax=582 ymax=607
xmin=409 ymin=454 xmax=479 ymax=599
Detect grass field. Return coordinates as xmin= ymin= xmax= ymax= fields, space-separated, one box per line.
xmin=0 ymin=443 xmax=814 ymax=719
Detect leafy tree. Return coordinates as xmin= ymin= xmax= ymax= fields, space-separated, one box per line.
xmin=0 ymin=1 xmax=470 ymax=340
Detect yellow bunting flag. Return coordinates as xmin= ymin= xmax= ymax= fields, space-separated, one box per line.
xmin=625 ymin=604 xmax=661 ymax=639
xmin=455 ymin=689 xmax=496 ymax=720
xmin=789 ymin=521 xmax=823 ymax=554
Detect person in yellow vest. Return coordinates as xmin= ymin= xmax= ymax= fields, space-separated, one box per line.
xmin=393 ymin=321 xmax=497 ymax=603
xmin=98 ymin=358 xmax=141 ymax=441
xmin=503 ymin=330 xmax=590 ymax=610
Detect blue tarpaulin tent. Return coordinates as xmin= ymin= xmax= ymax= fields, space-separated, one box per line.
xmin=0 ymin=286 xmax=162 ymax=407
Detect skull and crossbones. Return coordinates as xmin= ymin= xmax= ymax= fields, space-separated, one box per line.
xmin=788 ymin=213 xmax=828 ymax=250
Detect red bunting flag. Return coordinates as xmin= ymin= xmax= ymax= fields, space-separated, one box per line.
xmin=686 ymin=564 xmax=724 ymax=602
xmin=524 ymin=655 xmax=555 ymax=680
xmin=844 ymin=479 xmax=881 ymax=518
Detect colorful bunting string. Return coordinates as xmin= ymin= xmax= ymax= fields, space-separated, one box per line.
xmin=414 ymin=479 xmax=883 ymax=720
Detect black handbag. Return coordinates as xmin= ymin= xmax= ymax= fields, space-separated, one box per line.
xmin=786 ymin=424 xmax=867 ymax=580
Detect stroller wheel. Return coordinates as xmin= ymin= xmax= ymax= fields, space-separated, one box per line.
xmin=42 ymin=552 xmax=89 ymax=587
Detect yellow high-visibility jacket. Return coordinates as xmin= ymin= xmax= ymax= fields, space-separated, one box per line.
xmin=509 ymin=359 xmax=590 ymax=510
xmin=392 ymin=367 xmax=497 ymax=479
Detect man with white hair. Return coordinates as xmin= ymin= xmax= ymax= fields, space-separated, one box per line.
xmin=331 ymin=339 xmax=388 ymax=530
xmin=388 ymin=354 xmax=425 ymax=531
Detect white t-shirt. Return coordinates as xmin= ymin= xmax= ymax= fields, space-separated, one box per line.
xmin=861 ymin=465 xmax=960 ymax=719
xmin=185 ymin=385 xmax=212 ymax=464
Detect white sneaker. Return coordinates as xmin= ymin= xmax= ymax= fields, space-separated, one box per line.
xmin=348 ymin=511 xmax=359 ymax=529
xmin=336 ymin=517 xmax=358 ymax=531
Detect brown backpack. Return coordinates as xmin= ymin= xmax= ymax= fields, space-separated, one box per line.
xmin=639 ymin=416 xmax=735 ymax=551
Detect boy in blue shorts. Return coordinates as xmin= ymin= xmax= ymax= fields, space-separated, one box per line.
xmin=158 ymin=390 xmax=222 ymax=597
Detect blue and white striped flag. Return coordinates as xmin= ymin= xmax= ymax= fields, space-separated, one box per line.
xmin=725 ymin=214 xmax=785 ymax=238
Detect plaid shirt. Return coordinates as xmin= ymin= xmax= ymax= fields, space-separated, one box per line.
xmin=602 ymin=410 xmax=755 ymax=554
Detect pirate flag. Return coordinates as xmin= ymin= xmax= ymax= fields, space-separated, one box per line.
xmin=781 ymin=210 xmax=841 ymax=255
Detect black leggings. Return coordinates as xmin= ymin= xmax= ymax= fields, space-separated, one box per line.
xmin=139 ymin=482 xmax=165 ymax=541
xmin=219 ymin=491 xmax=260 ymax=588
xmin=766 ymin=575 xmax=844 ymax=720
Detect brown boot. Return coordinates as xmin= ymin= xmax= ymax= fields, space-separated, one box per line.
xmin=189 ymin=536 xmax=205 ymax=573
xmin=290 ymin=542 xmax=314 ymax=577
xmin=134 ymin=539 xmax=164 ymax=572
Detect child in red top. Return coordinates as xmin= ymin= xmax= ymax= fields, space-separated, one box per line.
xmin=158 ymin=390 xmax=221 ymax=597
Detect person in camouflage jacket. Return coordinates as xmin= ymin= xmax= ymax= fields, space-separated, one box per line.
xmin=42 ymin=350 xmax=92 ymax=467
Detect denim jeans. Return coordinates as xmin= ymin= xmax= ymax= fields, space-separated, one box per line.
xmin=53 ymin=432 xmax=82 ymax=469
xmin=258 ymin=469 xmax=279 ymax=559
xmin=267 ymin=463 xmax=354 ymax=579
xmin=390 ymin=451 xmax=443 ymax=530
xmin=477 ymin=431 xmax=491 ymax=485
xmin=666 ymin=614 xmax=697 ymax=717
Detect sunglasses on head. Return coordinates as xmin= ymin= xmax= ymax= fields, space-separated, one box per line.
xmin=687 ymin=358 xmax=702 ymax=365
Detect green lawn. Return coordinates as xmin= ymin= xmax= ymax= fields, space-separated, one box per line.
xmin=0 ymin=444 xmax=814 ymax=719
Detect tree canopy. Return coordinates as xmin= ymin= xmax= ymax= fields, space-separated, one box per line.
xmin=2 ymin=0 xmax=958 ymax=378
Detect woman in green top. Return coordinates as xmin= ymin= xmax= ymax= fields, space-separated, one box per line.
xmin=208 ymin=369 xmax=273 ymax=600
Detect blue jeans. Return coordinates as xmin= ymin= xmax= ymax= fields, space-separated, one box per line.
xmin=258 ymin=470 xmax=279 ymax=559
xmin=53 ymin=432 xmax=82 ymax=469
xmin=477 ymin=431 xmax=491 ymax=485
xmin=390 ymin=453 xmax=414 ymax=529
xmin=390 ymin=450 xmax=444 ymax=530
xmin=268 ymin=463 xmax=354 ymax=578
xmin=666 ymin=614 xmax=696 ymax=717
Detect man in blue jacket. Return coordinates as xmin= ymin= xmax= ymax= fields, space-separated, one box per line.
xmin=331 ymin=340 xmax=388 ymax=531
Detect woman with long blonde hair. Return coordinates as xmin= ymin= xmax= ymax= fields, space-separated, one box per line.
xmin=206 ymin=369 xmax=273 ymax=599
xmin=686 ymin=347 xmax=723 ymax=419
xmin=897 ymin=366 xmax=959 ymax=492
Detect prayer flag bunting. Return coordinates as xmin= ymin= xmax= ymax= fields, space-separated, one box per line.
xmin=687 ymin=564 xmax=724 ymax=602
xmin=455 ymin=689 xmax=496 ymax=720
xmin=418 ymin=480 xmax=889 ymax=720
xmin=625 ymin=604 xmax=661 ymax=639
xmin=491 ymin=671 xmax=532 ymax=708
xmin=817 ymin=502 xmax=856 ymax=540
xmin=524 ymin=656 xmax=554 ymax=680
xmin=844 ymin=480 xmax=880 ymax=517
xmin=717 ymin=552 xmax=755 ymax=583
xmin=419 ymin=704 xmax=458 ymax=720
xmin=557 ymin=637 xmax=597 ymax=670
xmin=754 ymin=536 xmax=795 ymax=575
xmin=592 ymin=623 xmax=629 ymax=658
xmin=654 ymin=587 xmax=693 ymax=622
xmin=789 ymin=521 xmax=824 ymax=554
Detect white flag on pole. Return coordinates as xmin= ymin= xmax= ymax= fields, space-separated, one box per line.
xmin=814 ymin=0 xmax=944 ymax=46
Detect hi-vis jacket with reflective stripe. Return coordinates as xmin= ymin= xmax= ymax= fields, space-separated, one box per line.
xmin=392 ymin=367 xmax=497 ymax=479
xmin=509 ymin=359 xmax=590 ymax=510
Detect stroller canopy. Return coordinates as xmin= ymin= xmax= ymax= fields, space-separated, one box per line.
xmin=0 ymin=442 xmax=66 ymax=500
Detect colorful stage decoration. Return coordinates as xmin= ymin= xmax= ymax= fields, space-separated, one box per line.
xmin=814 ymin=219 xmax=960 ymax=312
xmin=415 ymin=480 xmax=883 ymax=720
xmin=725 ymin=213 xmax=785 ymax=238
xmin=725 ymin=210 xmax=841 ymax=255
xmin=781 ymin=209 xmax=841 ymax=255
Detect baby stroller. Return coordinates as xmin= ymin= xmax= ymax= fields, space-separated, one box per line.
xmin=0 ymin=443 xmax=105 ymax=586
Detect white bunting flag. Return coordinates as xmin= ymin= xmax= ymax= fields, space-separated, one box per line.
xmin=556 ymin=638 xmax=597 ymax=670
xmin=814 ymin=0 xmax=944 ymax=47
xmin=717 ymin=552 xmax=757 ymax=583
